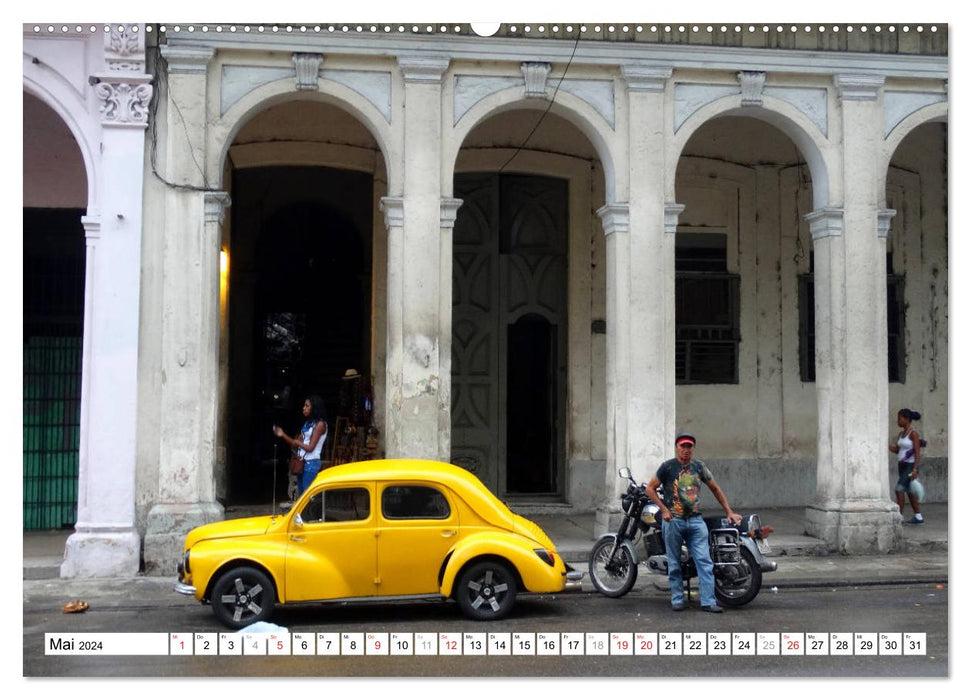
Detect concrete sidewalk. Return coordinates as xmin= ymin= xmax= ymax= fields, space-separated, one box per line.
xmin=22 ymin=503 xmax=948 ymax=605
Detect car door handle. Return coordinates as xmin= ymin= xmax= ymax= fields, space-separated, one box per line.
xmin=441 ymin=530 xmax=457 ymax=537
xmin=289 ymin=535 xmax=306 ymax=543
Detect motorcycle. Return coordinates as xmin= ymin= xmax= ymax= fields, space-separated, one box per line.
xmin=588 ymin=467 xmax=777 ymax=606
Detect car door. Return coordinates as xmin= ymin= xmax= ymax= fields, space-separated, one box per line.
xmin=284 ymin=482 xmax=377 ymax=601
xmin=375 ymin=482 xmax=460 ymax=596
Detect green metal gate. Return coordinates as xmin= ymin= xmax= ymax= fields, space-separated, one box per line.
xmin=23 ymin=208 xmax=85 ymax=530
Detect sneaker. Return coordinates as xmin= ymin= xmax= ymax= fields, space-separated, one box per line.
xmin=701 ymin=604 xmax=724 ymax=613
xmin=904 ymin=516 xmax=924 ymax=525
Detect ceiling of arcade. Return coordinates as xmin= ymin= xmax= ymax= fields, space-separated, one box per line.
xmin=231 ymin=100 xmax=379 ymax=151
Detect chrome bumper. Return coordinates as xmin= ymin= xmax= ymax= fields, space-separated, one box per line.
xmin=174 ymin=581 xmax=197 ymax=596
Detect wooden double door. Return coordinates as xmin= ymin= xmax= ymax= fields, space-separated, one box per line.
xmin=451 ymin=174 xmax=568 ymax=499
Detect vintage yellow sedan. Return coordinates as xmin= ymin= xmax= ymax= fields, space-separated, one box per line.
xmin=175 ymin=459 xmax=582 ymax=628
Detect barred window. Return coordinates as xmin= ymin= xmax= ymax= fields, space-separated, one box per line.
xmin=675 ymin=233 xmax=740 ymax=384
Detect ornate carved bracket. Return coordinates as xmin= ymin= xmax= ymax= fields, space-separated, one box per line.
xmin=204 ymin=192 xmax=232 ymax=226
xmin=521 ymin=62 xmax=552 ymax=98
xmin=94 ymin=80 xmax=153 ymax=126
xmin=293 ymin=53 xmax=323 ymax=91
xmin=877 ymin=208 xmax=897 ymax=239
xmin=738 ymin=71 xmax=766 ymax=106
xmin=379 ymin=196 xmax=405 ymax=230
xmin=105 ymin=25 xmax=145 ymax=72
xmin=440 ymin=198 xmax=464 ymax=228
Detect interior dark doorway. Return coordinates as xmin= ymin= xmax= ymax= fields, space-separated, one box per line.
xmin=451 ymin=173 xmax=568 ymax=500
xmin=23 ymin=208 xmax=85 ymax=529
xmin=227 ymin=166 xmax=373 ymax=504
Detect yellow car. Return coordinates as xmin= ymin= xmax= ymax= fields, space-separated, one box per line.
xmin=175 ymin=459 xmax=582 ymax=628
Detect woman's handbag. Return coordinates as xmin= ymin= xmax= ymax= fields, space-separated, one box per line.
xmin=908 ymin=477 xmax=925 ymax=502
xmin=288 ymin=454 xmax=305 ymax=475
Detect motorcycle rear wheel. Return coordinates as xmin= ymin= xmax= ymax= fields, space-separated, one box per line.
xmin=588 ymin=535 xmax=638 ymax=597
xmin=714 ymin=546 xmax=762 ymax=606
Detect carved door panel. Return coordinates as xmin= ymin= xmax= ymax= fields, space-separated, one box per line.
xmin=452 ymin=174 xmax=567 ymax=497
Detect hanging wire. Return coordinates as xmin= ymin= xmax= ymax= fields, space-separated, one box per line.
xmin=498 ymin=29 xmax=583 ymax=173
xmin=147 ymin=43 xmax=219 ymax=192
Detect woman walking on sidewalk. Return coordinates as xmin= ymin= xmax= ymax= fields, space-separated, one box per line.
xmin=890 ymin=408 xmax=924 ymax=524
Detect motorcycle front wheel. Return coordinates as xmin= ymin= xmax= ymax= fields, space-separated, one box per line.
xmin=588 ymin=535 xmax=638 ymax=597
xmin=714 ymin=546 xmax=762 ymax=606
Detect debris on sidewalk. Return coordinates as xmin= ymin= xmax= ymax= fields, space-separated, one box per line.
xmin=62 ymin=600 xmax=89 ymax=614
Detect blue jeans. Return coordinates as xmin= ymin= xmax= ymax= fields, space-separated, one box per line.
xmin=662 ymin=515 xmax=716 ymax=607
xmin=299 ymin=459 xmax=321 ymax=496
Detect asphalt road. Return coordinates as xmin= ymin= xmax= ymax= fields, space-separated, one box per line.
xmin=24 ymin=582 xmax=947 ymax=678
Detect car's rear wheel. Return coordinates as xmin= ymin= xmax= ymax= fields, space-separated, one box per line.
xmin=210 ymin=566 xmax=276 ymax=629
xmin=455 ymin=560 xmax=518 ymax=621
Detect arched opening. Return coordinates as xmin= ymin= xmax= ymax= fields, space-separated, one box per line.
xmin=673 ymin=115 xmax=818 ymax=505
xmin=224 ymin=100 xmax=382 ymax=505
xmin=451 ymin=109 xmax=604 ymax=504
xmin=23 ymin=91 xmax=88 ymax=529
xmin=885 ymin=120 xmax=948 ymax=501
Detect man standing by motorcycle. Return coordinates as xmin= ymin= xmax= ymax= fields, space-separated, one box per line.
xmin=644 ymin=432 xmax=743 ymax=613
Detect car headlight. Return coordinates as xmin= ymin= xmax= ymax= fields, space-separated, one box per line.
xmin=182 ymin=549 xmax=191 ymax=575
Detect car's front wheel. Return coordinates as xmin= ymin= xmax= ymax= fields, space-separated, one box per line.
xmin=455 ymin=560 xmax=518 ymax=621
xmin=210 ymin=566 xmax=276 ymax=629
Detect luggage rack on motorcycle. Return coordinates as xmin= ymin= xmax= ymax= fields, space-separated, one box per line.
xmin=708 ymin=527 xmax=741 ymax=566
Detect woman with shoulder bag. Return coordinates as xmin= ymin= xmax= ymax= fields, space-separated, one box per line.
xmin=889 ymin=408 xmax=924 ymax=524
xmin=274 ymin=394 xmax=328 ymax=497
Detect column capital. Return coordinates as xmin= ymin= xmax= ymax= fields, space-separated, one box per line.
xmin=804 ymin=207 xmax=845 ymax=239
xmin=738 ymin=71 xmax=766 ymax=106
xmin=440 ymin=198 xmax=464 ymax=228
xmin=398 ymin=55 xmax=450 ymax=84
xmin=620 ymin=64 xmax=672 ymax=93
xmin=877 ymin=208 xmax=897 ymax=239
xmin=834 ymin=73 xmax=885 ymax=102
xmin=204 ymin=191 xmax=231 ymax=225
xmin=81 ymin=214 xmax=102 ymax=241
xmin=596 ymin=203 xmax=630 ymax=236
xmin=293 ymin=53 xmax=323 ymax=91
xmin=379 ymin=196 xmax=405 ymax=229
xmin=664 ymin=203 xmax=686 ymax=235
xmin=160 ymin=45 xmax=216 ymax=74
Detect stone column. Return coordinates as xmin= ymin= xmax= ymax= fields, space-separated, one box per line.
xmin=595 ymin=66 xmax=677 ymax=534
xmin=143 ymin=45 xmax=226 ymax=574
xmin=383 ymin=56 xmax=452 ymax=460
xmin=804 ymin=74 xmax=901 ymax=553
xmin=62 ymin=27 xmax=153 ymax=577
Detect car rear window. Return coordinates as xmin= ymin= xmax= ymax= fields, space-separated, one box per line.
xmin=301 ymin=487 xmax=370 ymax=523
xmin=382 ymin=485 xmax=451 ymax=520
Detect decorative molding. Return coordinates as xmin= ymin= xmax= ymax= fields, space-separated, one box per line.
xmin=204 ymin=192 xmax=231 ymax=225
xmin=160 ymin=45 xmax=216 ymax=74
xmin=835 ymin=73 xmax=885 ymax=102
xmin=664 ymin=203 xmax=686 ymax=235
xmin=453 ymin=75 xmax=521 ymax=125
xmin=558 ymin=79 xmax=615 ymax=128
xmin=440 ymin=198 xmax=464 ymax=228
xmin=398 ymin=56 xmax=450 ymax=84
xmin=293 ymin=53 xmax=323 ymax=91
xmin=877 ymin=209 xmax=897 ymax=239
xmin=596 ymin=203 xmax=630 ymax=237
xmin=521 ymin=62 xmax=551 ymax=98
xmin=883 ymin=90 xmax=947 ymax=137
xmin=674 ymin=83 xmax=739 ymax=132
xmin=738 ymin=71 xmax=766 ymax=106
xmin=105 ymin=25 xmax=145 ymax=72
xmin=81 ymin=215 xmax=102 ymax=241
xmin=94 ymin=81 xmax=153 ymax=126
xmin=379 ymin=196 xmax=405 ymax=230
xmin=805 ymin=207 xmax=844 ymax=240
xmin=620 ymin=64 xmax=671 ymax=92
